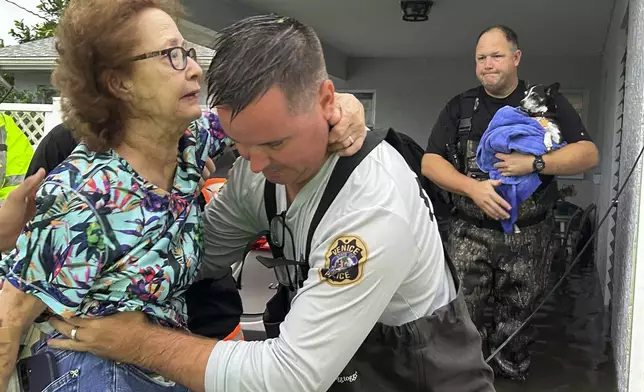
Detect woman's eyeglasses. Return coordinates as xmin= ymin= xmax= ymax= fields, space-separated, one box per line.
xmin=131 ymin=46 xmax=197 ymax=71
xmin=266 ymin=211 xmax=307 ymax=290
xmin=269 ymin=211 xmax=291 ymax=251
xmin=238 ymin=211 xmax=307 ymax=292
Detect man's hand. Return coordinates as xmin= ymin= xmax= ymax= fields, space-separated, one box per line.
xmin=466 ymin=179 xmax=511 ymax=220
xmin=48 ymin=312 xmax=149 ymax=364
xmin=48 ymin=312 xmax=216 ymax=392
xmin=494 ymin=152 xmax=535 ymax=177
xmin=0 ymin=168 xmax=46 ymax=253
xmin=328 ymin=93 xmax=367 ymax=157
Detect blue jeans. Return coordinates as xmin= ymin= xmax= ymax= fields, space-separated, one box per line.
xmin=31 ymin=336 xmax=191 ymax=392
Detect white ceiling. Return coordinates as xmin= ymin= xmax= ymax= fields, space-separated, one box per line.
xmin=231 ymin=0 xmax=616 ymax=58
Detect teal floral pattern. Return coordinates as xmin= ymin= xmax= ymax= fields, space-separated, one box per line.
xmin=1 ymin=112 xmax=228 ymax=328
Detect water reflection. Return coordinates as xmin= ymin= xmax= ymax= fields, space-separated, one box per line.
xmin=495 ymin=255 xmax=616 ymax=391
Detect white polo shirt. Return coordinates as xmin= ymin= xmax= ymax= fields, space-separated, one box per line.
xmin=200 ymin=141 xmax=456 ymax=392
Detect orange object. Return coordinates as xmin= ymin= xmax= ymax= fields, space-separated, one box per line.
xmin=222 ymin=323 xmax=245 ymax=341
xmin=251 ymin=237 xmax=271 ymax=251
xmin=201 ymin=178 xmax=227 ymax=204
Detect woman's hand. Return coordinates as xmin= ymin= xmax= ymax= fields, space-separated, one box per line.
xmin=0 ymin=168 xmax=46 ymax=253
xmin=328 ymin=93 xmax=367 ymax=157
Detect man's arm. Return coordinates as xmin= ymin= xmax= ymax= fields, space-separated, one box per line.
xmin=0 ymin=285 xmax=47 ymax=390
xmin=422 ymin=100 xmax=513 ymax=221
xmin=1 ymin=181 xmax=110 ymax=390
xmin=422 ymin=101 xmax=480 ymax=197
xmin=129 ymin=325 xmax=216 ymax=392
xmin=48 ymin=209 xmax=425 ymax=392
xmin=541 ymin=141 xmax=599 ymax=176
xmin=421 ymin=153 xmax=476 ymax=197
xmin=0 ymin=169 xmax=45 ymax=254
xmin=422 ymin=153 xmax=511 ymax=220
xmin=493 ymin=142 xmax=599 ymax=178
xmin=199 ymin=158 xmax=265 ymax=279
xmin=493 ymin=91 xmax=600 ymax=178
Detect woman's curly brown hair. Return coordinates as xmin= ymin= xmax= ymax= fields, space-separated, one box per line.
xmin=52 ymin=0 xmax=182 ymax=151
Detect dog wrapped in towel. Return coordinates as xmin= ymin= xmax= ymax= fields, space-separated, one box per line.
xmin=476 ymin=105 xmax=566 ymax=233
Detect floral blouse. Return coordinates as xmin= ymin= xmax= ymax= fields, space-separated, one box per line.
xmin=1 ymin=112 xmax=228 ymax=329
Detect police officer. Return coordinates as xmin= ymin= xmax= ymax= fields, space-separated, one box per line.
xmin=22 ymin=100 xmax=366 ymax=344
xmin=0 ymin=114 xmax=33 ymax=204
xmin=47 ymin=15 xmax=495 ymax=392
xmin=422 ymin=25 xmax=599 ymax=380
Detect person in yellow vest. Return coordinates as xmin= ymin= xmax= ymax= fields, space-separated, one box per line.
xmin=0 ymin=114 xmax=34 ymax=203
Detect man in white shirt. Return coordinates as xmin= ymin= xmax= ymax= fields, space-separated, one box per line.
xmin=48 ymin=14 xmax=495 ymax=392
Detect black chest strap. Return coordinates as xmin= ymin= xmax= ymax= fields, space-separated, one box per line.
xmin=456 ymin=87 xmax=481 ymax=137
xmin=263 ymin=130 xmax=388 ymax=279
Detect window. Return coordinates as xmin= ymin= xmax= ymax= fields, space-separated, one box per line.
xmin=36 ymin=85 xmax=58 ymax=104
xmin=557 ymin=89 xmax=590 ymax=180
xmin=560 ymin=89 xmax=589 ymax=126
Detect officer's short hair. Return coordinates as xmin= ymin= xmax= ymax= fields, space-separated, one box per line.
xmin=206 ymin=15 xmax=328 ymax=119
xmin=477 ymin=25 xmax=519 ymax=51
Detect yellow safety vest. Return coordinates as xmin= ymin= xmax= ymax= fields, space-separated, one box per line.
xmin=0 ymin=114 xmax=34 ymax=201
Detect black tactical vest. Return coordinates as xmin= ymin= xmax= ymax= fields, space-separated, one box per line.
xmin=449 ymin=87 xmax=559 ymax=226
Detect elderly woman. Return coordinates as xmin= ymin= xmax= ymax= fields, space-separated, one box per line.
xmin=0 ymin=1 xmax=366 ymax=391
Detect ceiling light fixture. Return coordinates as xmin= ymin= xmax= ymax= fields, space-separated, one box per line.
xmin=400 ymin=0 xmax=434 ymax=22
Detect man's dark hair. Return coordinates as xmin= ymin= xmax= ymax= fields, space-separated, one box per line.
xmin=477 ymin=25 xmax=519 ymax=51
xmin=206 ymin=15 xmax=328 ymax=118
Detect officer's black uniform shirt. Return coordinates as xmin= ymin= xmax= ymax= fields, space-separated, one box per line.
xmin=27 ymin=123 xmax=78 ymax=176
xmin=425 ymin=80 xmax=593 ymax=184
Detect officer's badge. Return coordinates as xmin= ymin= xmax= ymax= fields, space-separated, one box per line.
xmin=320 ymin=235 xmax=367 ymax=286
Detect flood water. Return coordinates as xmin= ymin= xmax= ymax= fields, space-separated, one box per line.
xmin=495 ymin=253 xmax=617 ymax=392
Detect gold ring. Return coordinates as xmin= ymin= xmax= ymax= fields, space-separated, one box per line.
xmin=70 ymin=326 xmax=79 ymax=341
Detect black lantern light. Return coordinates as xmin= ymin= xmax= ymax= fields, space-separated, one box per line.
xmin=400 ymin=0 xmax=434 ymax=22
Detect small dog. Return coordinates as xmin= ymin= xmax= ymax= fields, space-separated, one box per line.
xmin=519 ymin=82 xmax=562 ymax=152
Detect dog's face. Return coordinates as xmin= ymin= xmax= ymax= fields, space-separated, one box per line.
xmin=520 ymin=82 xmax=560 ymax=115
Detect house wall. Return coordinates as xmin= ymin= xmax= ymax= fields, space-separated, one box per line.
xmin=613 ymin=0 xmax=644 ymax=390
xmin=11 ymin=71 xmax=211 ymax=106
xmin=336 ymin=55 xmax=603 ymax=210
xmin=12 ymin=71 xmax=53 ymax=93
xmin=596 ymin=0 xmax=629 ymax=351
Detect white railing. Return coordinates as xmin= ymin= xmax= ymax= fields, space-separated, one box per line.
xmin=0 ymin=100 xmax=208 ymax=150
xmin=0 ymin=97 xmax=62 ymax=149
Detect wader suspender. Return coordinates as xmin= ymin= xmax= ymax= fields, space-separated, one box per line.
xmin=455 ymin=88 xmax=481 ymax=172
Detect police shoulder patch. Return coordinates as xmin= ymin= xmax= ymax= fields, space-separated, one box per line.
xmin=319 ymin=235 xmax=368 ymax=286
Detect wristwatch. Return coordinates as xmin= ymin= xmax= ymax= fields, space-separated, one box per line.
xmin=533 ymin=156 xmax=546 ymax=173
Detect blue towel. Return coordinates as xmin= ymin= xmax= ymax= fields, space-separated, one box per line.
xmin=476 ymin=106 xmax=566 ymax=233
